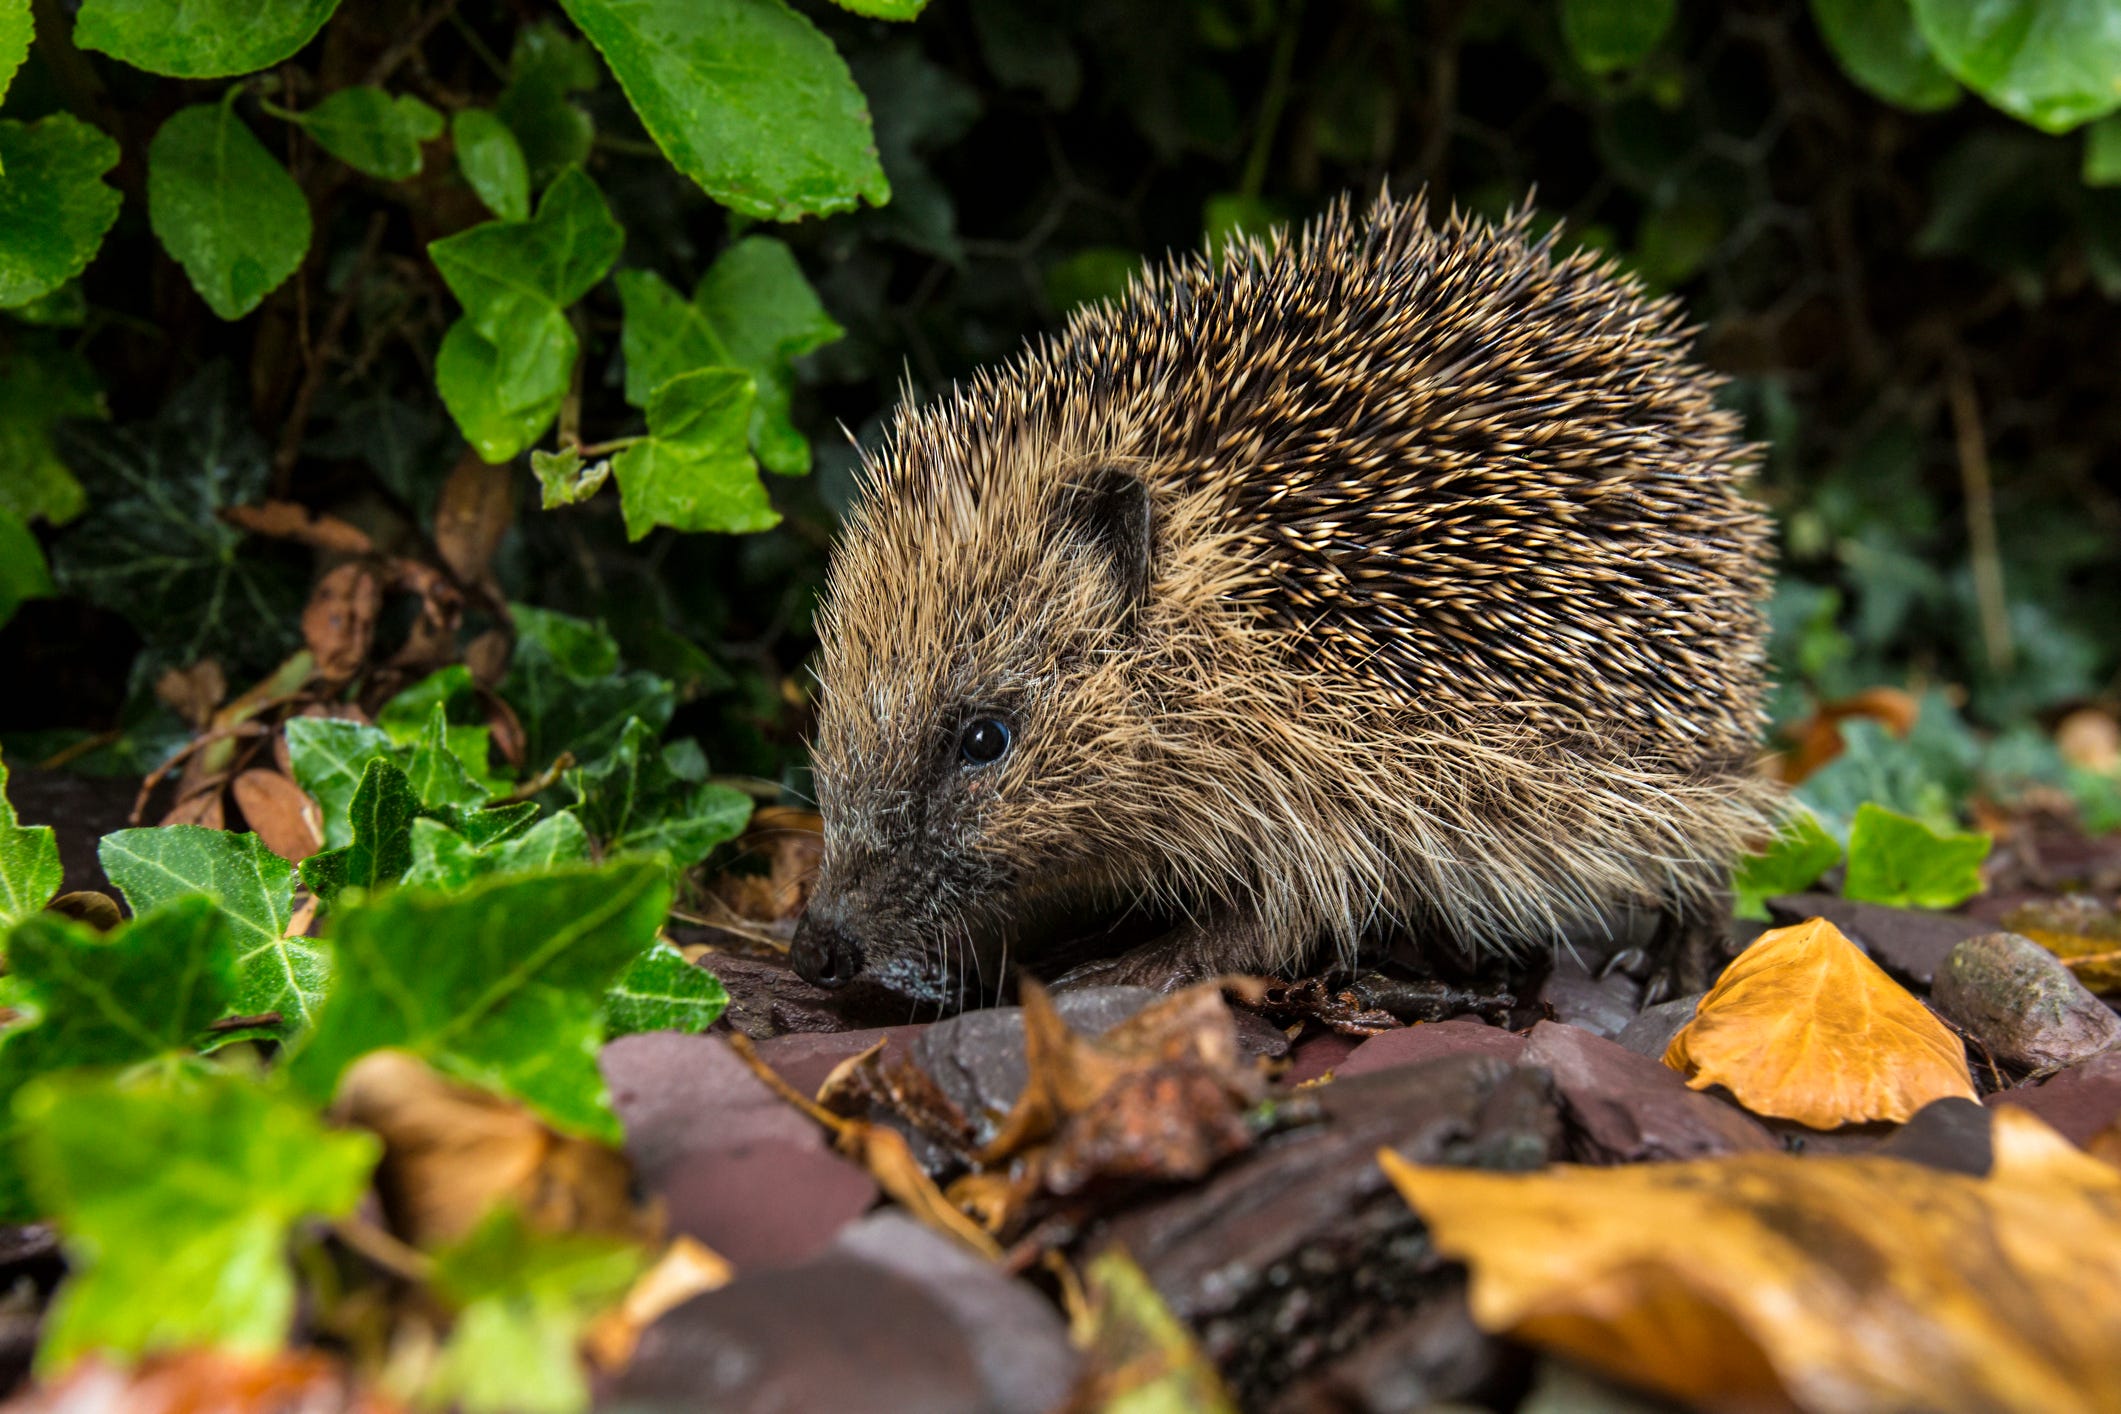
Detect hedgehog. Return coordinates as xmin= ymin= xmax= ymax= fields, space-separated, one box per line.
xmin=790 ymin=188 xmax=1778 ymax=1011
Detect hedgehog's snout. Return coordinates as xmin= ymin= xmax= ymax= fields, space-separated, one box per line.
xmin=791 ymin=906 xmax=865 ymax=990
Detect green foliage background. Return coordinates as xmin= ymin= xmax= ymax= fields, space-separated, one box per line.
xmin=4 ymin=0 xmax=2121 ymax=793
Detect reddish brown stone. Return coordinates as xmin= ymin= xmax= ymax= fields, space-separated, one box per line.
xmin=1521 ymin=1020 xmax=1773 ymax=1163
xmin=1985 ymin=1049 xmax=2121 ymax=1146
xmin=660 ymin=1140 xmax=877 ymax=1270
xmin=1337 ymin=1018 xmax=1525 ymax=1079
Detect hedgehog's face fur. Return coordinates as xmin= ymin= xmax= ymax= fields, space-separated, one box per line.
xmin=797 ymin=439 xmax=1197 ymax=1006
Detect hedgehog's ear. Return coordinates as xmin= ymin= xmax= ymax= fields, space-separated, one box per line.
xmin=1057 ymin=466 xmax=1153 ymax=615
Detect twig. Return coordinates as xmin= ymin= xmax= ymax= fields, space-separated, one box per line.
xmin=331 ymin=1217 xmax=434 ymax=1283
xmin=275 ymin=212 xmax=390 ymax=489
xmin=1947 ymin=361 xmax=2013 ymax=674
xmin=364 ymin=0 xmax=462 ymax=88
xmin=206 ymin=1011 xmax=284 ymax=1033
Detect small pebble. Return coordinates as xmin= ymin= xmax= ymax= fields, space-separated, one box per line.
xmin=1932 ymin=931 xmax=2121 ymax=1076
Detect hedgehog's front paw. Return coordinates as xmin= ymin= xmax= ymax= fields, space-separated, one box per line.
xmin=1047 ymin=913 xmax=1263 ymax=994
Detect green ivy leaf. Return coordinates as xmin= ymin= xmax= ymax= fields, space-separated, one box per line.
xmin=499 ymin=606 xmax=676 ymax=773
xmin=97 ymin=825 xmax=330 ymax=1033
xmin=47 ymin=368 xmax=306 ymax=674
xmin=612 ymin=368 xmax=776 ymax=540
xmin=378 ymin=667 xmax=502 ymax=795
xmin=1732 ymin=810 xmax=1845 ymax=921
xmin=0 ymin=754 xmax=61 ymax=928
xmin=555 ymin=0 xmax=890 ymax=222
xmin=299 ymin=757 xmax=420 ymax=905
xmin=430 ymin=167 xmax=622 ymax=462
xmin=1841 ymin=801 xmax=1992 ymax=909
xmin=2086 ymin=114 xmax=2121 ymax=185
xmin=567 ymin=717 xmax=752 ymax=868
xmin=404 ymin=811 xmax=590 ymax=891
xmin=0 ymin=509 xmax=54 ymax=632
xmin=530 ymin=447 xmax=611 ymax=508
xmin=20 ymin=1069 xmax=377 ymax=1374
xmin=428 ymin=1206 xmax=644 ymax=1414
xmin=74 ymin=0 xmax=341 ymax=78
xmin=1911 ymin=0 xmax=2121 ymax=133
xmin=829 ymin=0 xmax=928 ymax=16
xmin=147 ymin=102 xmax=312 ymax=320
xmin=0 ymin=117 xmax=123 ymax=309
xmin=403 ymin=704 xmax=492 ymax=813
xmin=284 ymin=86 xmax=443 ymax=181
xmin=1811 ymin=0 xmax=1961 ymax=112
xmin=284 ymin=717 xmax=396 ymax=850
xmin=0 ymin=0 xmax=31 ymax=143
xmin=0 ymin=340 xmax=101 ymax=526
xmin=288 ymin=860 xmax=671 ymax=1141
xmin=606 ymin=940 xmax=728 ymax=1036
xmin=452 ymin=109 xmax=531 ymax=221
xmin=617 ymin=238 xmax=843 ymax=475
xmin=495 ymin=21 xmax=597 ymax=189
xmin=1560 ymin=0 xmax=1675 ymax=73
xmin=0 ymin=898 xmax=237 ymax=1218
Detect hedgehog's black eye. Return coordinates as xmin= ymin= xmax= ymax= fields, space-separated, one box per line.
xmin=960 ymin=717 xmax=1012 ymax=767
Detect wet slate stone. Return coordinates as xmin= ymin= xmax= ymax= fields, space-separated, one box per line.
xmin=1337 ymin=1017 xmax=1525 ymax=1079
xmin=1931 ymin=931 xmax=2121 ymax=1075
xmin=1086 ymin=1053 xmax=1559 ymax=1401
xmin=1875 ymin=1097 xmax=1993 ymax=1177
xmin=1281 ymin=1030 xmax=1362 ymax=1087
xmin=605 ymin=1214 xmax=1075 ymax=1414
xmin=603 ymin=1253 xmax=989 ymax=1413
xmin=835 ymin=1213 xmax=1079 ymax=1414
xmin=1766 ymin=893 xmax=1992 ymax=992
xmin=600 ymin=1032 xmax=823 ymax=1189
xmin=704 ymin=953 xmax=919 ymax=1039
xmin=751 ymin=1025 xmax=930 ymax=1100
xmin=1268 ymin=1290 xmax=1510 ymax=1414
xmin=1521 ymin=1020 xmax=1773 ymax=1163
xmin=1984 ymin=1049 xmax=2121 ymax=1146
xmin=912 ymin=987 xmax=1162 ymax=1146
xmin=1613 ymin=993 xmax=1705 ymax=1061
xmin=660 ymin=1140 xmax=877 ymax=1269
xmin=1534 ymin=952 xmax=1643 ymax=1039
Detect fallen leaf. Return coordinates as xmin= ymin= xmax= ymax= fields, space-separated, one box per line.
xmin=43 ymin=891 xmax=120 ymax=932
xmin=1380 ymin=1107 xmax=2121 ymax=1414
xmin=222 ymin=501 xmax=376 ymax=556
xmin=710 ymin=805 xmax=822 ymax=926
xmin=6 ymin=1349 xmax=402 ymax=1414
xmin=1663 ymin=917 xmax=1977 ymax=1127
xmin=230 ymin=769 xmax=324 ymax=863
xmin=2004 ymin=898 xmax=2121 ymax=995
xmin=2057 ymin=707 xmax=2119 ymax=773
xmin=303 ymin=561 xmax=382 ymax=683
xmin=158 ymin=785 xmax=225 ymax=830
xmin=582 ymin=1235 xmax=734 ymax=1370
xmin=1777 ymin=686 xmax=1919 ymax=785
xmin=433 ymin=452 xmax=514 ymax=588
xmin=1841 ymin=802 xmax=1990 ymax=910
xmin=1059 ymin=1250 xmax=1239 ymax=1414
xmin=152 ymin=660 xmax=226 ymax=728
xmin=335 ymin=1052 xmax=645 ymax=1250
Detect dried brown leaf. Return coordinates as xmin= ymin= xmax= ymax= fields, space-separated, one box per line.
xmin=1382 ymin=1107 xmax=2121 ymax=1414
xmin=583 ymin=1236 xmax=734 ymax=1370
xmin=159 ymin=786 xmax=225 ymax=830
xmin=335 ymin=1052 xmax=645 ymax=1250
xmin=44 ymin=892 xmax=121 ymax=932
xmin=231 ymin=769 xmax=324 ymax=864
xmin=153 ymin=661 xmax=227 ymax=728
xmin=1664 ymin=917 xmax=1977 ymax=1127
xmin=6 ymin=1350 xmax=401 ymax=1414
xmin=223 ymin=501 xmax=375 ymax=557
xmin=303 ymin=562 xmax=383 ymax=684
xmin=2057 ymin=707 xmax=2120 ymax=773
xmin=432 ymin=453 xmax=514 ymax=588
xmin=710 ymin=807 xmax=823 ymax=926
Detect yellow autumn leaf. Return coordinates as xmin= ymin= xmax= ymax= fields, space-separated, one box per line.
xmin=1663 ymin=916 xmax=1976 ymax=1126
xmin=1379 ymin=1107 xmax=2121 ymax=1414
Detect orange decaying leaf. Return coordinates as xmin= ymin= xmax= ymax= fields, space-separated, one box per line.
xmin=1663 ymin=917 xmax=1976 ymax=1127
xmin=1380 ymin=1107 xmax=2121 ymax=1414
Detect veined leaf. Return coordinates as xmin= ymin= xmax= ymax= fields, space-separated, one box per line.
xmin=0 ymin=116 xmax=123 ymax=308
xmin=452 ymin=109 xmax=531 ymax=220
xmin=1911 ymin=0 xmax=2121 ymax=132
xmin=284 ymin=86 xmax=443 ymax=181
xmin=567 ymin=717 xmax=752 ymax=868
xmin=605 ymin=940 xmax=728 ymax=1036
xmin=1810 ymin=0 xmax=1960 ymax=112
xmin=1732 ymin=809 xmax=1843 ymax=921
xmin=0 ymin=754 xmax=62 ymax=928
xmin=611 ymin=368 xmax=776 ymax=539
xmin=74 ymin=0 xmax=341 ymax=78
xmin=147 ymin=102 xmax=312 ymax=320
xmin=284 ymin=717 xmax=396 ymax=851
xmin=1842 ymin=801 xmax=1990 ymax=909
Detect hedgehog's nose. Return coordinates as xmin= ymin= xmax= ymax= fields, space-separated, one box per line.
xmin=791 ymin=910 xmax=864 ymax=990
